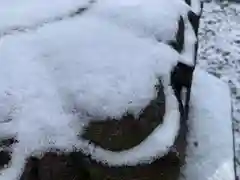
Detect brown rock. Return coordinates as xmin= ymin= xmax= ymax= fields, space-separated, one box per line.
xmin=20 ymin=152 xmax=91 ymax=180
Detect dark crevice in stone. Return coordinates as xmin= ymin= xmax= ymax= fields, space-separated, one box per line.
xmin=171 ymin=62 xmax=194 ymax=158
xmin=194 ymin=141 xmax=198 ymax=147
xmin=184 ymin=0 xmax=191 ymax=6
xmin=194 ymin=41 xmax=199 ymax=64
xmin=188 ymin=11 xmax=201 ymax=37
xmin=168 ymin=16 xmax=185 ymax=53
xmin=171 ymin=62 xmax=194 ymax=89
xmin=82 ymin=80 xmax=165 ymax=152
xmin=171 ymin=62 xmax=194 ymax=116
xmin=0 ymin=137 xmax=17 ymax=147
xmin=0 ymin=151 xmax=11 ymax=169
xmin=0 ymin=137 xmax=17 ymax=169
xmin=68 ymin=7 xmax=88 ymax=17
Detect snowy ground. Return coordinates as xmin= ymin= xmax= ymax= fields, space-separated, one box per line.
xmin=198 ymin=1 xmax=240 ymax=176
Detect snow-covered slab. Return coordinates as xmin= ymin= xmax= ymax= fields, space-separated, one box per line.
xmin=183 ymin=68 xmax=235 ymax=180
xmin=0 ymin=11 xmax=181 ymax=180
xmin=0 ymin=0 xmax=90 ymax=34
xmin=0 ymin=13 xmax=180 ymax=123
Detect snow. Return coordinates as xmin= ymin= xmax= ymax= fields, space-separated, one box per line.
xmin=191 ymin=0 xmax=202 ymax=15
xmin=0 ymin=1 xmax=186 ymax=179
xmin=88 ymin=0 xmax=190 ymax=42
xmin=177 ymin=0 xmax=200 ymax=66
xmin=0 ymin=0 xmax=236 ymax=180
xmin=183 ymin=68 xmax=235 ymax=180
xmin=0 ymin=0 xmax=91 ymax=35
xmin=197 ymin=1 xmax=240 ymax=176
xmin=179 ymin=17 xmax=197 ymax=66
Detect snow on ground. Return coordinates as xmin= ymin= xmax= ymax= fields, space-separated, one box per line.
xmin=183 ymin=68 xmax=235 ymax=180
xmin=0 ymin=1 xmax=190 ymax=179
xmin=198 ymin=1 xmax=240 ymax=176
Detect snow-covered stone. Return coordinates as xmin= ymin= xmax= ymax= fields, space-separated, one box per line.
xmin=183 ymin=68 xmax=235 ymax=180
